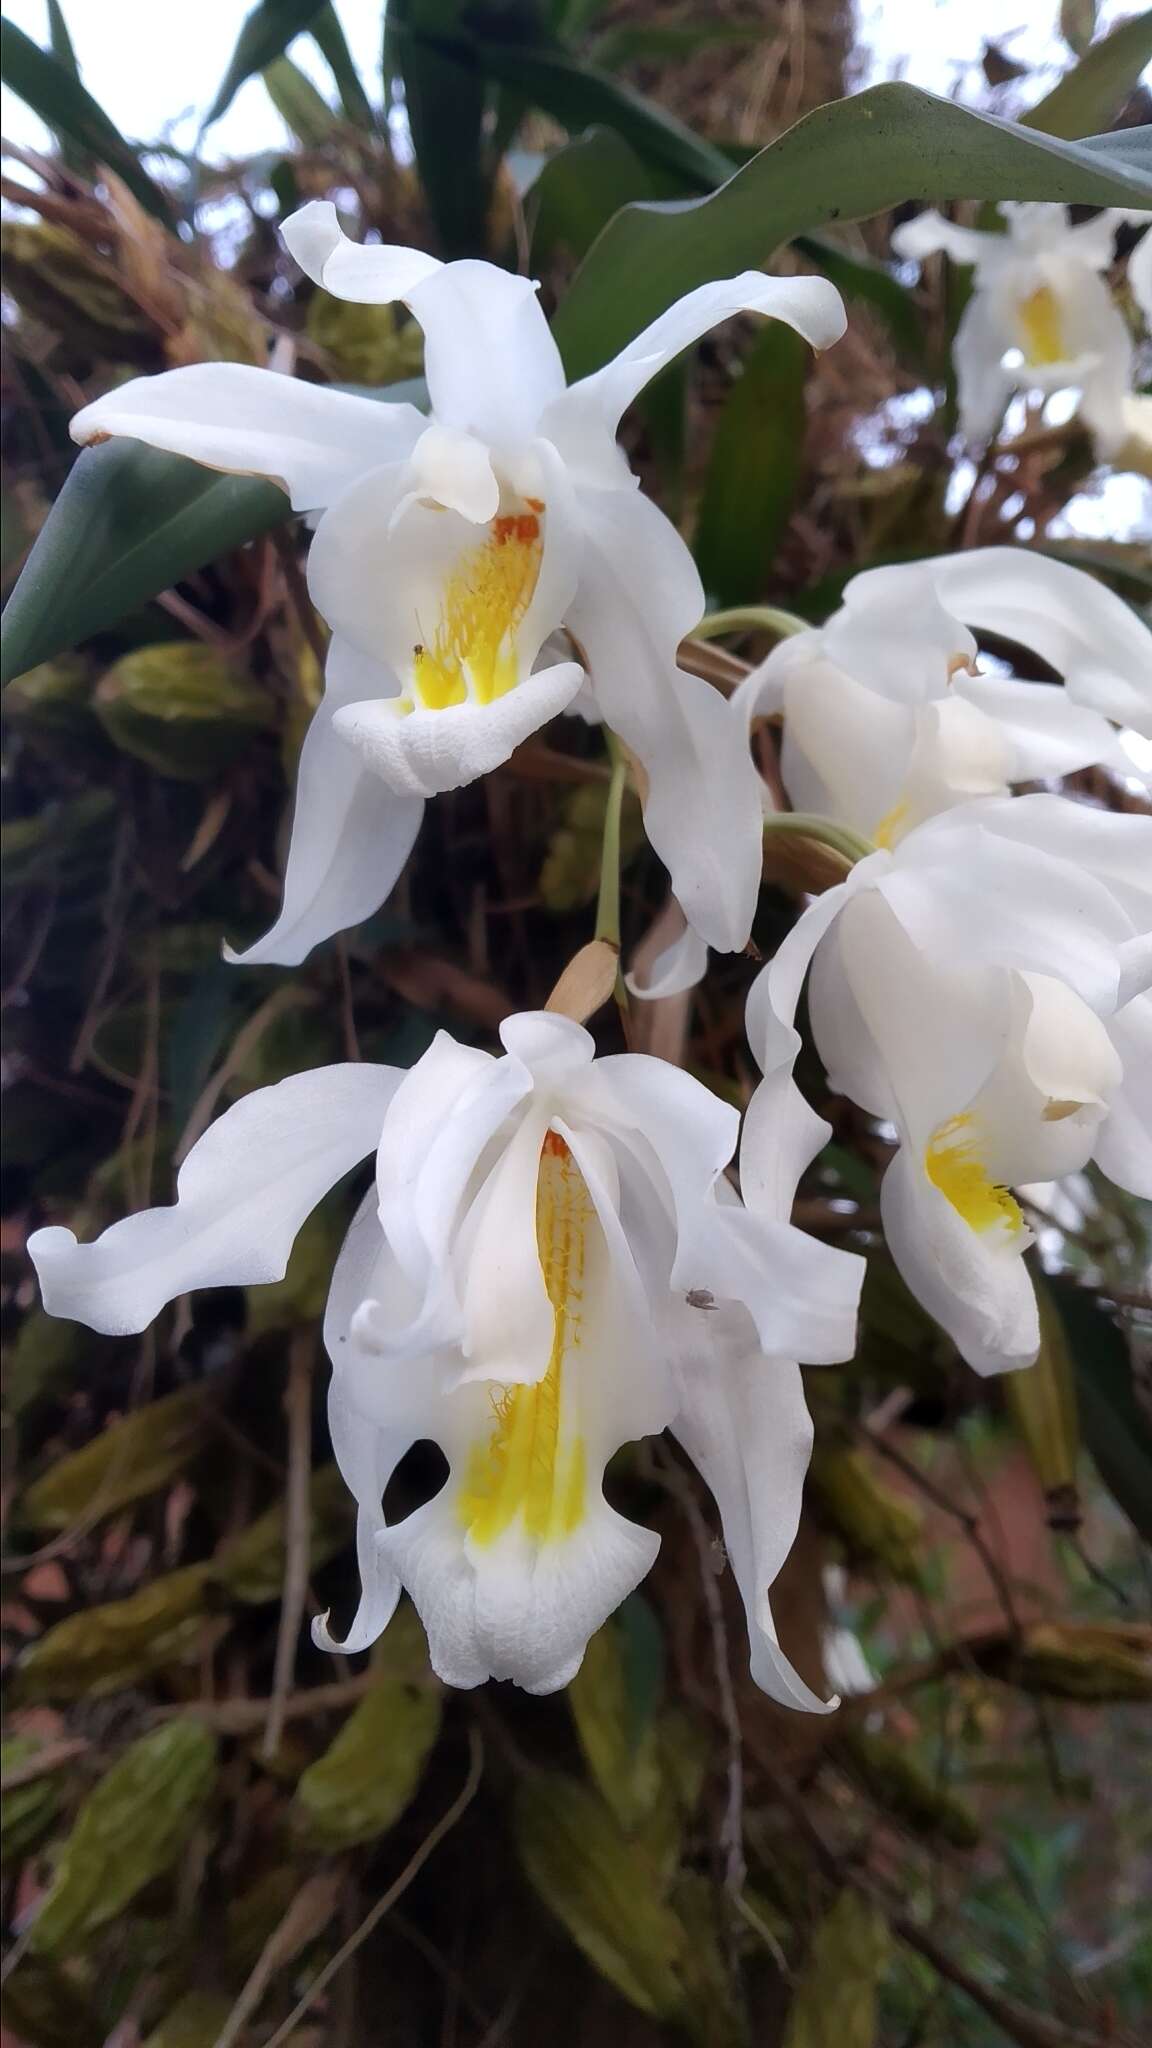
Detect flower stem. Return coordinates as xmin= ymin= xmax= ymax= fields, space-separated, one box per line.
xmin=763 ymin=811 xmax=876 ymax=867
xmin=595 ymin=732 xmax=628 ymax=950
xmin=695 ymin=604 xmax=810 ymax=643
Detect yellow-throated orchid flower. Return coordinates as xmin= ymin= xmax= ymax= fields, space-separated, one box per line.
xmin=741 ymin=796 xmax=1152 ymax=1376
xmin=892 ymin=203 xmax=1147 ymax=453
xmin=734 ymin=547 xmax=1152 ymax=844
xmin=29 ymin=1012 xmax=863 ymax=1703
xmin=69 ymin=202 xmax=845 ymax=968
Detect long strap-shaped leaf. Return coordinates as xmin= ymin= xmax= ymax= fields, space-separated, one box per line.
xmin=202 ymin=0 xmax=329 ymax=128
xmin=551 ymin=86 xmax=1152 ymax=377
xmin=0 ymin=18 xmax=176 ymax=224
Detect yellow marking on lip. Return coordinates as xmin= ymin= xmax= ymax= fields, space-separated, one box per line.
xmin=874 ymin=800 xmax=910 ymax=849
xmin=925 ymin=1112 xmax=1024 ymax=1235
xmin=458 ymin=1129 xmax=588 ymax=1547
xmin=413 ymin=502 xmax=543 ymax=712
xmin=1016 ymin=284 xmax=1065 ymax=368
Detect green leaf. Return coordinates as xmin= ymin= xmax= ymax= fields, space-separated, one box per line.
xmin=1053 ymin=1284 xmax=1152 ymax=1543
xmin=0 ymin=19 xmax=176 ymax=224
xmin=551 ymin=85 xmax=1152 ymax=379
xmin=46 ymin=0 xmax=78 ymax=72
xmin=694 ymin=321 xmax=810 ymax=606
xmin=293 ymin=1671 xmax=442 ymax=1850
xmin=1001 ymin=1275 xmax=1081 ymax=1529
xmin=204 ymin=0 xmax=328 ymax=126
xmin=2 ymin=1739 xmax=68 ymax=1860
xmin=263 ymin=53 xmax=340 ymax=145
xmin=514 ymin=1772 xmax=686 ymax=2017
xmin=1 ymin=441 xmax=289 ymax=688
xmin=434 ymin=34 xmax=732 ymax=192
xmin=20 ymin=1386 xmax=210 ymax=1532
xmin=529 ymin=125 xmax=661 ymax=270
xmin=14 ymin=1564 xmax=214 ymax=1702
xmin=95 ymin=642 xmax=277 ymax=779
xmin=30 ymin=1720 xmax=218 ymax=1955
xmin=1024 ymin=9 xmax=1152 ymax=139
xmin=310 ymin=2 xmax=375 ymax=127
xmin=784 ymin=1890 xmax=891 ymax=2048
xmin=386 ymin=3 xmax=492 ymax=256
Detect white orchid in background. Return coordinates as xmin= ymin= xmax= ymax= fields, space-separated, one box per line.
xmin=892 ymin=203 xmax=1146 ymax=453
xmin=70 ymin=202 xmax=845 ymax=968
xmin=741 ymin=795 xmax=1152 ymax=1377
xmin=29 ymin=1011 xmax=863 ymax=1705
xmin=734 ymin=546 xmax=1152 ymax=844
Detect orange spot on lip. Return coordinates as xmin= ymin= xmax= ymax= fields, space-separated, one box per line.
xmin=542 ymin=1129 xmax=569 ymax=1158
xmin=493 ymin=511 xmax=541 ymax=546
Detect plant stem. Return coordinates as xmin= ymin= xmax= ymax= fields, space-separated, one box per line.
xmin=695 ymin=604 xmax=811 ymax=642
xmin=763 ymin=811 xmax=876 ymax=867
xmin=595 ymin=732 xmax=628 ymax=950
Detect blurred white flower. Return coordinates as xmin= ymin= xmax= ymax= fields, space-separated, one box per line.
xmin=741 ymin=796 xmax=1152 ymax=1376
xmin=734 ymin=546 xmax=1152 ymax=842
xmin=893 ymin=203 xmax=1148 ymax=453
xmin=71 ymin=203 xmax=845 ymax=967
xmin=29 ymin=1011 xmax=863 ymax=1705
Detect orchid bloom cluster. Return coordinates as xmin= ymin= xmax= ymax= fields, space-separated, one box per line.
xmin=892 ymin=202 xmax=1151 ymax=454
xmin=29 ymin=202 xmax=1152 ymax=1710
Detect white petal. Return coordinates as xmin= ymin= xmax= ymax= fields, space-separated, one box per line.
xmin=776 ymin=651 xmax=914 ymax=834
xmin=568 ymin=485 xmax=764 ymax=951
xmin=382 ymin=1494 xmax=659 ymax=1693
xmin=1095 ymin=994 xmax=1152 ymax=1198
xmin=28 ymin=1065 xmax=400 ymax=1335
xmin=919 ymin=548 xmax=1152 ymax=742
xmin=890 ymin=696 xmax=1013 ymax=833
xmin=952 ymin=288 xmax=1015 ymax=443
xmin=498 ymin=1008 xmax=598 ymax=1082
xmin=545 ymin=272 xmax=845 ymax=478
xmin=1130 ymin=228 xmax=1152 ymax=325
xmin=962 ymin=971 xmax=1120 ymax=1188
xmin=227 ymin=636 xmax=423 ymax=967
xmin=956 ymin=675 xmax=1118 ymax=782
xmin=880 ymin=1148 xmax=1039 ymax=1376
xmin=456 ymin=1105 xmax=554 ymax=1387
xmin=71 ymin=363 xmax=426 ymax=513
xmin=407 ymin=422 xmax=500 ymax=524
xmin=881 ymin=810 xmax=1134 ymax=1016
xmin=826 ymin=566 xmax=975 ymax=703
xmin=624 ymin=914 xmax=709 ymax=999
xmin=891 ymin=211 xmax=992 ymax=265
xmin=670 ymin=1304 xmax=834 ymax=1712
xmin=283 ymin=201 xmax=566 ymax=444
xmin=332 ymin=661 xmax=586 ymax=797
xmin=954 ymin=794 xmax=1152 ymax=933
xmin=282 ymin=200 xmax=443 ymax=300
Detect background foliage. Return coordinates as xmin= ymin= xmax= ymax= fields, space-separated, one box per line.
xmin=2 ymin=4 xmax=1151 ymax=2044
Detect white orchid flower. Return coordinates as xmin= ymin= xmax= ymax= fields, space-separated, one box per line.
xmin=29 ymin=1011 xmax=863 ymax=1704
xmin=69 ymin=203 xmax=845 ymax=967
xmin=734 ymin=546 xmax=1152 ymax=842
xmin=741 ymin=795 xmax=1152 ymax=1377
xmin=892 ymin=203 xmax=1146 ymax=453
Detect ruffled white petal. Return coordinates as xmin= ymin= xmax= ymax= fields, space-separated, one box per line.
xmin=624 ymin=913 xmax=709 ymax=999
xmin=71 ymin=363 xmax=426 ymax=513
xmin=382 ymin=1493 xmax=660 ymax=1693
xmin=921 ymin=549 xmax=1152 ymax=742
xmin=952 ymin=287 xmax=1015 ymax=443
xmin=28 ymin=1064 xmax=401 ymax=1335
xmin=669 ymin=1303 xmax=834 ymax=1712
xmin=227 ymin=636 xmax=423 ymax=967
xmin=282 ymin=200 xmax=444 ymax=300
xmin=332 ymin=661 xmax=585 ymax=797
xmin=956 ymin=675 xmax=1118 ymax=783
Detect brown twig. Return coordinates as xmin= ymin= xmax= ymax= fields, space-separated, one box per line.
xmin=257 ymin=1726 xmax=485 ymax=2048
